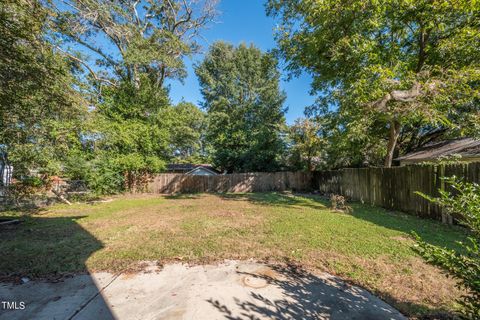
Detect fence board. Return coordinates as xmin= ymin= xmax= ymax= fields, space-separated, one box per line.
xmin=313 ymin=162 xmax=480 ymax=220
xmin=145 ymin=171 xmax=313 ymax=194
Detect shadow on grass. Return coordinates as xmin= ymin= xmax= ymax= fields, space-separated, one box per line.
xmin=217 ymin=192 xmax=467 ymax=252
xmin=165 ymin=191 xmax=467 ymax=252
xmin=164 ymin=191 xmax=467 ymax=253
xmin=0 ymin=215 xmax=115 ymax=319
xmin=0 ymin=205 xmax=47 ymax=216
xmin=161 ymin=191 xmax=324 ymax=208
xmin=377 ymin=291 xmax=458 ymax=320
xmin=164 ymin=193 xmax=202 ymax=200
xmin=226 ymin=192 xmax=467 ymax=251
xmin=346 ymin=202 xmax=469 ymax=252
xmin=0 ymin=216 xmax=99 ymax=276
xmin=218 ymin=192 xmax=327 ymax=210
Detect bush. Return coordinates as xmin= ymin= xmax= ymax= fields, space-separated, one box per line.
xmin=7 ymin=176 xmax=47 ymax=206
xmin=414 ymin=177 xmax=480 ymax=319
xmin=85 ymin=157 xmax=124 ymax=196
xmin=329 ymin=194 xmax=351 ymax=213
xmin=63 ymin=154 xmax=90 ymax=181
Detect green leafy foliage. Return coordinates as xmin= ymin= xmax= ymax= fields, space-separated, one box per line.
xmin=49 ymin=0 xmax=218 ymax=89
xmin=415 ymin=177 xmax=480 ymax=318
xmin=161 ymin=102 xmax=207 ymax=163
xmin=0 ymin=0 xmax=86 ymax=179
xmin=268 ymin=0 xmax=480 ymax=167
xmin=69 ymin=77 xmax=207 ymax=194
xmin=1 ymin=1 xmax=212 ymax=199
xmin=84 ymin=156 xmax=125 ymax=196
xmin=83 ymin=78 xmax=169 ymax=192
xmin=287 ymin=118 xmax=325 ymax=171
xmin=196 ymin=42 xmax=287 ymax=172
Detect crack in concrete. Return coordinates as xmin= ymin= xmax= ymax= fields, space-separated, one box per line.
xmin=67 ymin=273 xmax=122 ymax=320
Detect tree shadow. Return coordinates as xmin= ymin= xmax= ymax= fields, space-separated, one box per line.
xmin=0 ymin=215 xmax=115 ymax=319
xmin=218 ymin=192 xmax=467 ymax=252
xmin=165 ymin=191 xmax=466 ymax=252
xmin=217 ymin=192 xmax=328 ymax=210
xmin=376 ymin=291 xmax=459 ymax=320
xmin=346 ymin=202 xmax=469 ymax=252
xmin=281 ymin=194 xmax=469 ymax=252
xmin=208 ymin=263 xmax=406 ymax=320
xmin=0 ymin=204 xmax=47 ymax=216
xmin=161 ymin=191 xmax=327 ymax=210
xmin=164 ymin=193 xmax=202 ymax=200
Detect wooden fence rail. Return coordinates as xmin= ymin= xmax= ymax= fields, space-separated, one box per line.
xmin=145 ymin=172 xmax=313 ymax=194
xmin=312 ymin=162 xmax=480 ymax=220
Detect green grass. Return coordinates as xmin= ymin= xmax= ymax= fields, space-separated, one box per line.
xmin=0 ymin=193 xmax=468 ymax=317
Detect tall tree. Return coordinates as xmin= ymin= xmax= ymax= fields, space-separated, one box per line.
xmin=288 ymin=118 xmax=324 ymax=171
xmin=196 ymin=42 xmax=287 ymax=172
xmin=49 ymin=0 xmax=218 ymax=89
xmin=90 ymin=76 xmax=171 ymax=191
xmin=268 ymin=0 xmax=480 ymax=167
xmin=80 ymin=80 xmax=207 ymax=193
xmin=43 ymin=0 xmax=218 ymax=193
xmin=163 ymin=102 xmax=207 ymax=162
xmin=0 ymin=0 xmax=85 ymax=178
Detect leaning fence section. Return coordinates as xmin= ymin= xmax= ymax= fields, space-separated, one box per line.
xmin=146 ymin=172 xmax=313 ymax=194
xmin=313 ymin=162 xmax=480 ymax=220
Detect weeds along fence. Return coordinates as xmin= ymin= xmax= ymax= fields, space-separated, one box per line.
xmin=145 ymin=172 xmax=313 ymax=194
xmin=312 ymin=162 xmax=480 ymax=221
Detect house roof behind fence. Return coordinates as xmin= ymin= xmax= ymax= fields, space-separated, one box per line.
xmin=395 ymin=137 xmax=480 ymax=162
xmin=166 ymin=163 xmax=221 ymax=174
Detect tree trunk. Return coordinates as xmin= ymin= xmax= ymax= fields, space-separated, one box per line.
xmin=384 ymin=120 xmax=401 ymax=167
xmin=52 ymin=189 xmax=72 ymax=206
xmin=133 ymin=64 xmax=140 ymax=89
xmin=307 ymin=151 xmax=313 ymax=172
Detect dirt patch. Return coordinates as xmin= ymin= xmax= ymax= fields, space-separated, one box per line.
xmin=390 ymin=235 xmax=414 ymax=242
xmin=213 ymin=210 xmax=243 ymax=218
xmin=253 ymin=266 xmax=286 ymax=281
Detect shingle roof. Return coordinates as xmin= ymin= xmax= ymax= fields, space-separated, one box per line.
xmin=166 ymin=163 xmax=220 ymax=174
xmin=395 ymin=138 xmax=480 ymax=162
xmin=185 ymin=166 xmax=219 ymax=175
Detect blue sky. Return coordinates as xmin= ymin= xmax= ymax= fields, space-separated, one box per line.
xmin=167 ymin=0 xmax=315 ymax=124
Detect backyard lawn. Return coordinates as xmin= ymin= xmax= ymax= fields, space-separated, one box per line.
xmin=0 ymin=193 xmax=467 ymax=318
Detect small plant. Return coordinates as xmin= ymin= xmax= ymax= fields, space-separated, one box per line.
xmin=330 ymin=194 xmax=352 ymax=213
xmin=7 ymin=176 xmax=47 ymax=206
xmin=419 ymin=154 xmax=463 ymax=166
xmin=414 ymin=177 xmax=480 ymax=319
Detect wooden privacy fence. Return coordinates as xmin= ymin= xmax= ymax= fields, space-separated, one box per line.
xmin=145 ymin=172 xmax=313 ymax=194
xmin=313 ymin=162 xmax=480 ymax=220
xmin=143 ymin=163 xmax=479 ymax=221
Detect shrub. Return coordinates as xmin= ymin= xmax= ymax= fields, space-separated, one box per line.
xmin=329 ymin=194 xmax=352 ymax=213
xmin=85 ymin=157 xmax=124 ymax=196
xmin=7 ymin=176 xmax=47 ymax=206
xmin=63 ymin=154 xmax=90 ymax=181
xmin=414 ymin=177 xmax=480 ymax=319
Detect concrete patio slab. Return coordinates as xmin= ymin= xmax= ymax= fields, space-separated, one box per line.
xmin=0 ymin=260 xmax=406 ymax=320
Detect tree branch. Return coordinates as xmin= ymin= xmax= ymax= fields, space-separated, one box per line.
xmin=373 ymin=82 xmax=422 ymax=111
xmin=56 ymin=46 xmax=117 ymax=87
